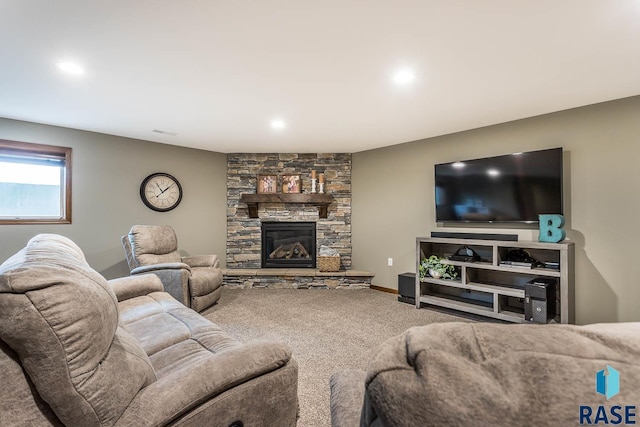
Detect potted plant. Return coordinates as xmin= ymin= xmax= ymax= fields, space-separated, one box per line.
xmin=419 ymin=255 xmax=458 ymax=280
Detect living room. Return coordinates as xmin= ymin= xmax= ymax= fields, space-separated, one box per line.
xmin=2 ymin=95 xmax=639 ymax=325
xmin=2 ymin=2 xmax=640 ymax=426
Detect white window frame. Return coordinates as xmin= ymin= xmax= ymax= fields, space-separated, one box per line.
xmin=0 ymin=139 xmax=72 ymax=224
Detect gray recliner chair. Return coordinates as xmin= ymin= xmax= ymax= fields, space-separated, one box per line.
xmin=121 ymin=225 xmax=222 ymax=312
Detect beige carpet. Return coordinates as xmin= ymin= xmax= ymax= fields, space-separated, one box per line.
xmin=203 ymin=287 xmax=475 ymax=427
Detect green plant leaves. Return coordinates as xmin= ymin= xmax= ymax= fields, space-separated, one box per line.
xmin=418 ymin=255 xmax=458 ymax=280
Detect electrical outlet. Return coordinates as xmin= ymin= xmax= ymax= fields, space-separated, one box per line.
xmin=387 ymin=257 xmax=393 ymax=267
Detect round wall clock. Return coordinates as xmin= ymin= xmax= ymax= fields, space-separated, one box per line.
xmin=140 ymin=173 xmax=183 ymax=212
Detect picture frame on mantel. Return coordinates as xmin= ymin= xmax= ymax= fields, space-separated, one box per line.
xmin=282 ymin=175 xmax=301 ymax=193
xmin=257 ymin=174 xmax=278 ymax=194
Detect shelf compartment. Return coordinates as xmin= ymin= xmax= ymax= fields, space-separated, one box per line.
xmin=469 ymin=281 xmax=524 ymax=298
xmin=441 ymin=260 xmax=493 ymax=268
xmin=497 ymin=246 xmax=561 ymax=269
xmin=470 ymin=262 xmax=561 ymax=277
xmin=442 ymin=258 xmax=561 ymax=277
xmin=493 ymin=308 xmax=527 ymax=323
xmin=496 ymin=295 xmax=527 ymax=324
xmin=421 ymin=278 xmax=524 ymax=298
xmin=420 ymin=294 xmax=527 ymax=323
xmin=419 ymin=295 xmax=493 ymax=317
xmin=419 ymin=242 xmax=494 ymax=264
xmin=419 ymin=277 xmax=462 ymax=286
xmin=467 ymin=267 xmax=555 ymax=290
xmin=492 ymin=265 xmax=561 ymax=277
xmin=421 ymin=281 xmax=493 ymax=307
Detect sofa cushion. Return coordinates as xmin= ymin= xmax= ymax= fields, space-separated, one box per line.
xmin=128 ymin=225 xmax=181 ymax=266
xmin=118 ymin=291 xmax=240 ymax=376
xmin=114 ymin=279 xmax=298 ymax=426
xmin=0 ymin=234 xmax=157 ymax=427
xmin=363 ymin=322 xmax=640 ymax=426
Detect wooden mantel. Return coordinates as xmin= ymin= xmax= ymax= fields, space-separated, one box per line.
xmin=240 ymin=193 xmax=334 ymax=218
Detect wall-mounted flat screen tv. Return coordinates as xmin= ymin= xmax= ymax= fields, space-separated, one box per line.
xmin=435 ymin=147 xmax=563 ymax=223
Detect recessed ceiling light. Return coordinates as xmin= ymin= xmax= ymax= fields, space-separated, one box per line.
xmin=393 ymin=69 xmax=415 ymax=85
xmin=271 ymin=120 xmax=286 ymax=130
xmin=57 ymin=61 xmax=85 ymax=75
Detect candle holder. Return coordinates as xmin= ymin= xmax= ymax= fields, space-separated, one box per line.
xmin=319 ymin=182 xmax=325 ymax=194
xmin=311 ymin=178 xmax=317 ymax=194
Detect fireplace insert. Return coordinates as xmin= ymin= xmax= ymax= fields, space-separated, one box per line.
xmin=261 ymin=222 xmax=316 ymax=268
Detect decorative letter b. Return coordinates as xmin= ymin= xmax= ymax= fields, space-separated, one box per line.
xmin=539 ymin=214 xmax=565 ymax=243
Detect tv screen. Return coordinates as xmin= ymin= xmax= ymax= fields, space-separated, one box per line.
xmin=435 ymin=147 xmax=563 ymax=223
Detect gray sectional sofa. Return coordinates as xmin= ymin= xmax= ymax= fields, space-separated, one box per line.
xmin=0 ymin=234 xmax=298 ymax=426
xmin=330 ymin=321 xmax=640 ymax=426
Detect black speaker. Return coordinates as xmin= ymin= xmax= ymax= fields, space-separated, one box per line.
xmin=430 ymin=232 xmax=518 ymax=241
xmin=524 ymin=278 xmax=556 ymax=323
xmin=398 ymin=272 xmax=416 ymax=304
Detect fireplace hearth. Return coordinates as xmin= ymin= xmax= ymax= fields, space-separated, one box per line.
xmin=262 ymin=222 xmax=316 ymax=268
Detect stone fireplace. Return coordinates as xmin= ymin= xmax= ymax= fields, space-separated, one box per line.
xmin=226 ymin=153 xmax=352 ymax=270
xmin=261 ymin=221 xmax=316 ymax=268
xmin=223 ymin=153 xmax=373 ymax=289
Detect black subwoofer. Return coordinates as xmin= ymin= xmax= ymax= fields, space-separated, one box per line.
xmin=398 ymin=272 xmax=416 ymax=304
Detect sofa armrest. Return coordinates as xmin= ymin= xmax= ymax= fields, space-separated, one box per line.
xmin=114 ymin=341 xmax=293 ymax=426
xmin=182 ymin=255 xmax=220 ymax=268
xmin=108 ymin=275 xmax=164 ymax=302
xmin=130 ymin=262 xmax=191 ymax=275
xmin=130 ymin=266 xmax=190 ymax=305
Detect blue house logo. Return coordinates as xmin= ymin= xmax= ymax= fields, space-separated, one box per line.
xmin=580 ymin=366 xmax=636 ymax=425
xmin=595 ymin=365 xmax=620 ymax=400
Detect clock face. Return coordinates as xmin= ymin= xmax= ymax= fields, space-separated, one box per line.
xmin=140 ymin=173 xmax=182 ymax=212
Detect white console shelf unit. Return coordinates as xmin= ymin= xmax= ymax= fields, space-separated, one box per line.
xmin=415 ymin=237 xmax=575 ymax=324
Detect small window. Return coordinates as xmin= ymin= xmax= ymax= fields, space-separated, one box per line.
xmin=0 ymin=140 xmax=72 ymax=224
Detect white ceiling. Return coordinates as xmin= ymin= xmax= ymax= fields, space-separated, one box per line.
xmin=1 ymin=1 xmax=639 ymax=154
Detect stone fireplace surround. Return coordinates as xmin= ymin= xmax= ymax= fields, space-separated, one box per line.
xmin=225 ymin=153 xmax=373 ymax=288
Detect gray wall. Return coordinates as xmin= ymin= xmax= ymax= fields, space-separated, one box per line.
xmin=0 ymin=118 xmax=227 ymax=278
xmin=352 ymin=96 xmax=640 ymax=325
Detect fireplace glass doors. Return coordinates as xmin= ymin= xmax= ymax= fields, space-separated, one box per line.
xmin=261 ymin=222 xmax=316 ymax=268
